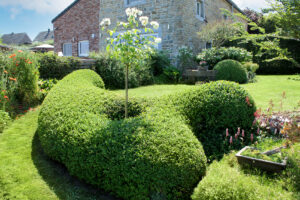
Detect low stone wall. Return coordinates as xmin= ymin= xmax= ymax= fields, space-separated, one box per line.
xmin=183 ymin=69 xmax=217 ymax=83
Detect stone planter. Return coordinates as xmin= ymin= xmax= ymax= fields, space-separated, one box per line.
xmin=236 ymin=146 xmax=287 ymax=173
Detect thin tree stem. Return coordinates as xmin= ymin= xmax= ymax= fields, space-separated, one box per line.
xmin=125 ymin=64 xmax=129 ymax=118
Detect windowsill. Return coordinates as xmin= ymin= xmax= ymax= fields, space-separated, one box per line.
xmin=196 ymin=15 xmax=205 ymax=22
xmin=124 ymin=0 xmax=146 ymax=7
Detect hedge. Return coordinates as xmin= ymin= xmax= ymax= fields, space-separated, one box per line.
xmin=170 ymin=81 xmax=256 ymax=160
xmin=191 ymin=153 xmax=295 ymax=200
xmin=39 ymin=53 xmax=81 ymax=79
xmin=224 ymin=36 xmax=300 ymax=74
xmin=0 ymin=110 xmax=10 ymax=133
xmin=38 ymin=69 xmax=207 ymax=200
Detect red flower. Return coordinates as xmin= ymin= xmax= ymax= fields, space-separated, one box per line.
xmin=4 ymin=96 xmax=8 ymax=100
xmin=16 ymin=63 xmax=19 ymax=66
xmin=229 ymin=136 xmax=233 ymax=144
xmin=9 ymin=54 xmax=16 ymax=59
xmin=242 ymin=130 xmax=245 ymax=137
xmin=9 ymin=77 xmax=17 ymax=82
xmin=18 ymin=50 xmax=23 ymax=53
xmin=4 ymin=70 xmax=8 ymax=74
xmin=254 ymin=109 xmax=261 ymax=118
xmin=28 ymin=62 xmax=32 ymax=64
xmin=235 ymin=134 xmax=238 ymax=139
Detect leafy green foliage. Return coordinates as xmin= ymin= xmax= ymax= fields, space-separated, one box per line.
xmin=0 ymin=110 xmax=10 ymax=133
xmin=92 ymin=52 xmax=153 ymax=89
xmin=170 ymin=81 xmax=256 ymax=160
xmin=259 ymin=13 xmax=281 ymax=34
xmin=191 ymin=153 xmax=295 ymax=200
xmin=177 ymin=47 xmax=197 ymax=72
xmin=215 ymin=60 xmax=248 ymax=84
xmin=197 ymin=47 xmax=252 ymax=69
xmin=39 ymin=53 xmax=81 ymax=79
xmin=38 ymin=69 xmax=207 ymax=200
xmin=263 ymin=0 xmax=300 ymax=39
xmin=258 ymin=58 xmax=300 ymax=75
xmin=149 ymin=50 xmax=171 ymax=76
xmin=38 ymin=78 xmax=58 ymax=101
xmin=243 ymin=62 xmax=259 ymax=82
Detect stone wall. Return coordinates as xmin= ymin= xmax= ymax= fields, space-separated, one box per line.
xmin=99 ymin=0 xmax=247 ymax=63
xmin=53 ymin=0 xmax=100 ymax=57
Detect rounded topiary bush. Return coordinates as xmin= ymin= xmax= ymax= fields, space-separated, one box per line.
xmin=191 ymin=154 xmax=294 ymax=200
xmin=215 ymin=59 xmax=248 ymax=84
xmin=171 ymin=81 xmax=256 ymax=160
xmin=38 ymin=69 xmax=207 ymax=200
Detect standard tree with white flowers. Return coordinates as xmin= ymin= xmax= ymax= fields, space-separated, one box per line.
xmin=100 ymin=7 xmax=161 ymax=118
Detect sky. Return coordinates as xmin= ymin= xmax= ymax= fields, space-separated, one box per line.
xmin=0 ymin=0 xmax=270 ymax=41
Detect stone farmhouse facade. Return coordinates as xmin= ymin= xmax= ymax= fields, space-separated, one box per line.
xmin=52 ymin=0 xmax=246 ymax=58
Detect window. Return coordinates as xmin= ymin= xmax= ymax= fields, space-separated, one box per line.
xmin=78 ymin=41 xmax=89 ymax=57
xmin=196 ymin=0 xmax=205 ymax=21
xmin=124 ymin=0 xmax=145 ymax=7
xmin=63 ymin=43 xmax=72 ymax=57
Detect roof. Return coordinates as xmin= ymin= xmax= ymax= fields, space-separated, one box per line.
xmin=52 ymin=0 xmax=80 ymax=23
xmin=226 ymin=0 xmax=245 ymax=15
xmin=1 ymin=33 xmax=32 ymax=45
xmin=33 ymin=30 xmax=54 ymax=42
xmin=51 ymin=0 xmax=245 ymax=23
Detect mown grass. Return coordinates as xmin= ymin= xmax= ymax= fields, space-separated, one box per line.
xmin=112 ymin=75 xmax=300 ymax=111
xmin=0 ymin=109 xmax=117 ymax=200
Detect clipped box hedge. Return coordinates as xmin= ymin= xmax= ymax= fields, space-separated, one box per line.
xmin=38 ymin=69 xmax=207 ymax=200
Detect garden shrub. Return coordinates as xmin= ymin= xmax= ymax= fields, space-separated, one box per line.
xmin=38 ymin=69 xmax=207 ymax=200
xmin=39 ymin=53 xmax=81 ymax=79
xmin=224 ymin=36 xmax=300 ymax=74
xmin=257 ymin=58 xmax=300 ymax=75
xmin=6 ymin=50 xmax=39 ymax=106
xmin=243 ymin=62 xmax=259 ymax=82
xmin=171 ymin=81 xmax=256 ymax=160
xmin=93 ymin=52 xmax=154 ymax=89
xmin=215 ymin=59 xmax=248 ymax=84
xmin=191 ymin=154 xmax=294 ymax=200
xmin=38 ymin=78 xmax=58 ymax=101
xmin=149 ymin=50 xmax=171 ymax=76
xmin=0 ymin=110 xmax=10 ymax=133
xmin=196 ymin=47 xmax=252 ymax=69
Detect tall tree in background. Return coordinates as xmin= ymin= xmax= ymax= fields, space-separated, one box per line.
xmin=264 ymin=0 xmax=300 ymax=39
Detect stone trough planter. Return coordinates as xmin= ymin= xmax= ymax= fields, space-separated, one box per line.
xmin=236 ymin=146 xmax=287 ymax=173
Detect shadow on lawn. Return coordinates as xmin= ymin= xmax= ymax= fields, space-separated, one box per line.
xmin=31 ymin=132 xmax=121 ymax=200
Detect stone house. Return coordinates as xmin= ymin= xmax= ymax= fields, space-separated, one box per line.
xmin=52 ymin=0 xmax=245 ymax=58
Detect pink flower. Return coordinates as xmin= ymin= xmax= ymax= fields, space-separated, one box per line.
xmin=257 ymin=127 xmax=260 ymax=135
xmin=242 ymin=130 xmax=245 ymax=137
xmin=237 ymin=127 xmax=240 ymax=135
xmin=229 ymin=136 xmax=233 ymax=144
xmin=235 ymin=134 xmax=238 ymax=139
xmin=226 ymin=128 xmax=229 ymax=137
xmin=251 ymin=134 xmax=254 ymax=142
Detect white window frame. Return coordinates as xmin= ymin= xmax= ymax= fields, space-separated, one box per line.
xmin=63 ymin=43 xmax=72 ymax=57
xmin=78 ymin=40 xmax=90 ymax=57
xmin=124 ymin=0 xmax=146 ymax=7
xmin=196 ymin=0 xmax=205 ymax=21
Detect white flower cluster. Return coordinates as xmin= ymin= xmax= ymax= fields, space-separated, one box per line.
xmin=100 ymin=18 xmax=111 ymax=27
xmin=154 ymin=37 xmax=162 ymax=44
xmin=150 ymin=21 xmax=159 ymax=29
xmin=125 ymin=7 xmax=143 ymax=18
xmin=139 ymin=16 xmax=149 ymax=26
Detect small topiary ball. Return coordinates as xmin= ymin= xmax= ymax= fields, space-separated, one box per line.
xmin=215 ymin=59 xmax=248 ymax=84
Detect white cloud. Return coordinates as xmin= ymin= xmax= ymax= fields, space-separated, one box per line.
xmin=233 ymin=0 xmax=270 ymax=11
xmin=0 ymin=0 xmax=74 ymax=18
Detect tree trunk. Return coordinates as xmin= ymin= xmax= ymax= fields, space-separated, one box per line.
xmin=125 ymin=64 xmax=129 ymax=118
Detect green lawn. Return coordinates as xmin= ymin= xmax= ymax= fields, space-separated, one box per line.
xmin=112 ymin=75 xmax=300 ymax=111
xmin=0 ymin=109 xmax=114 ymax=200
